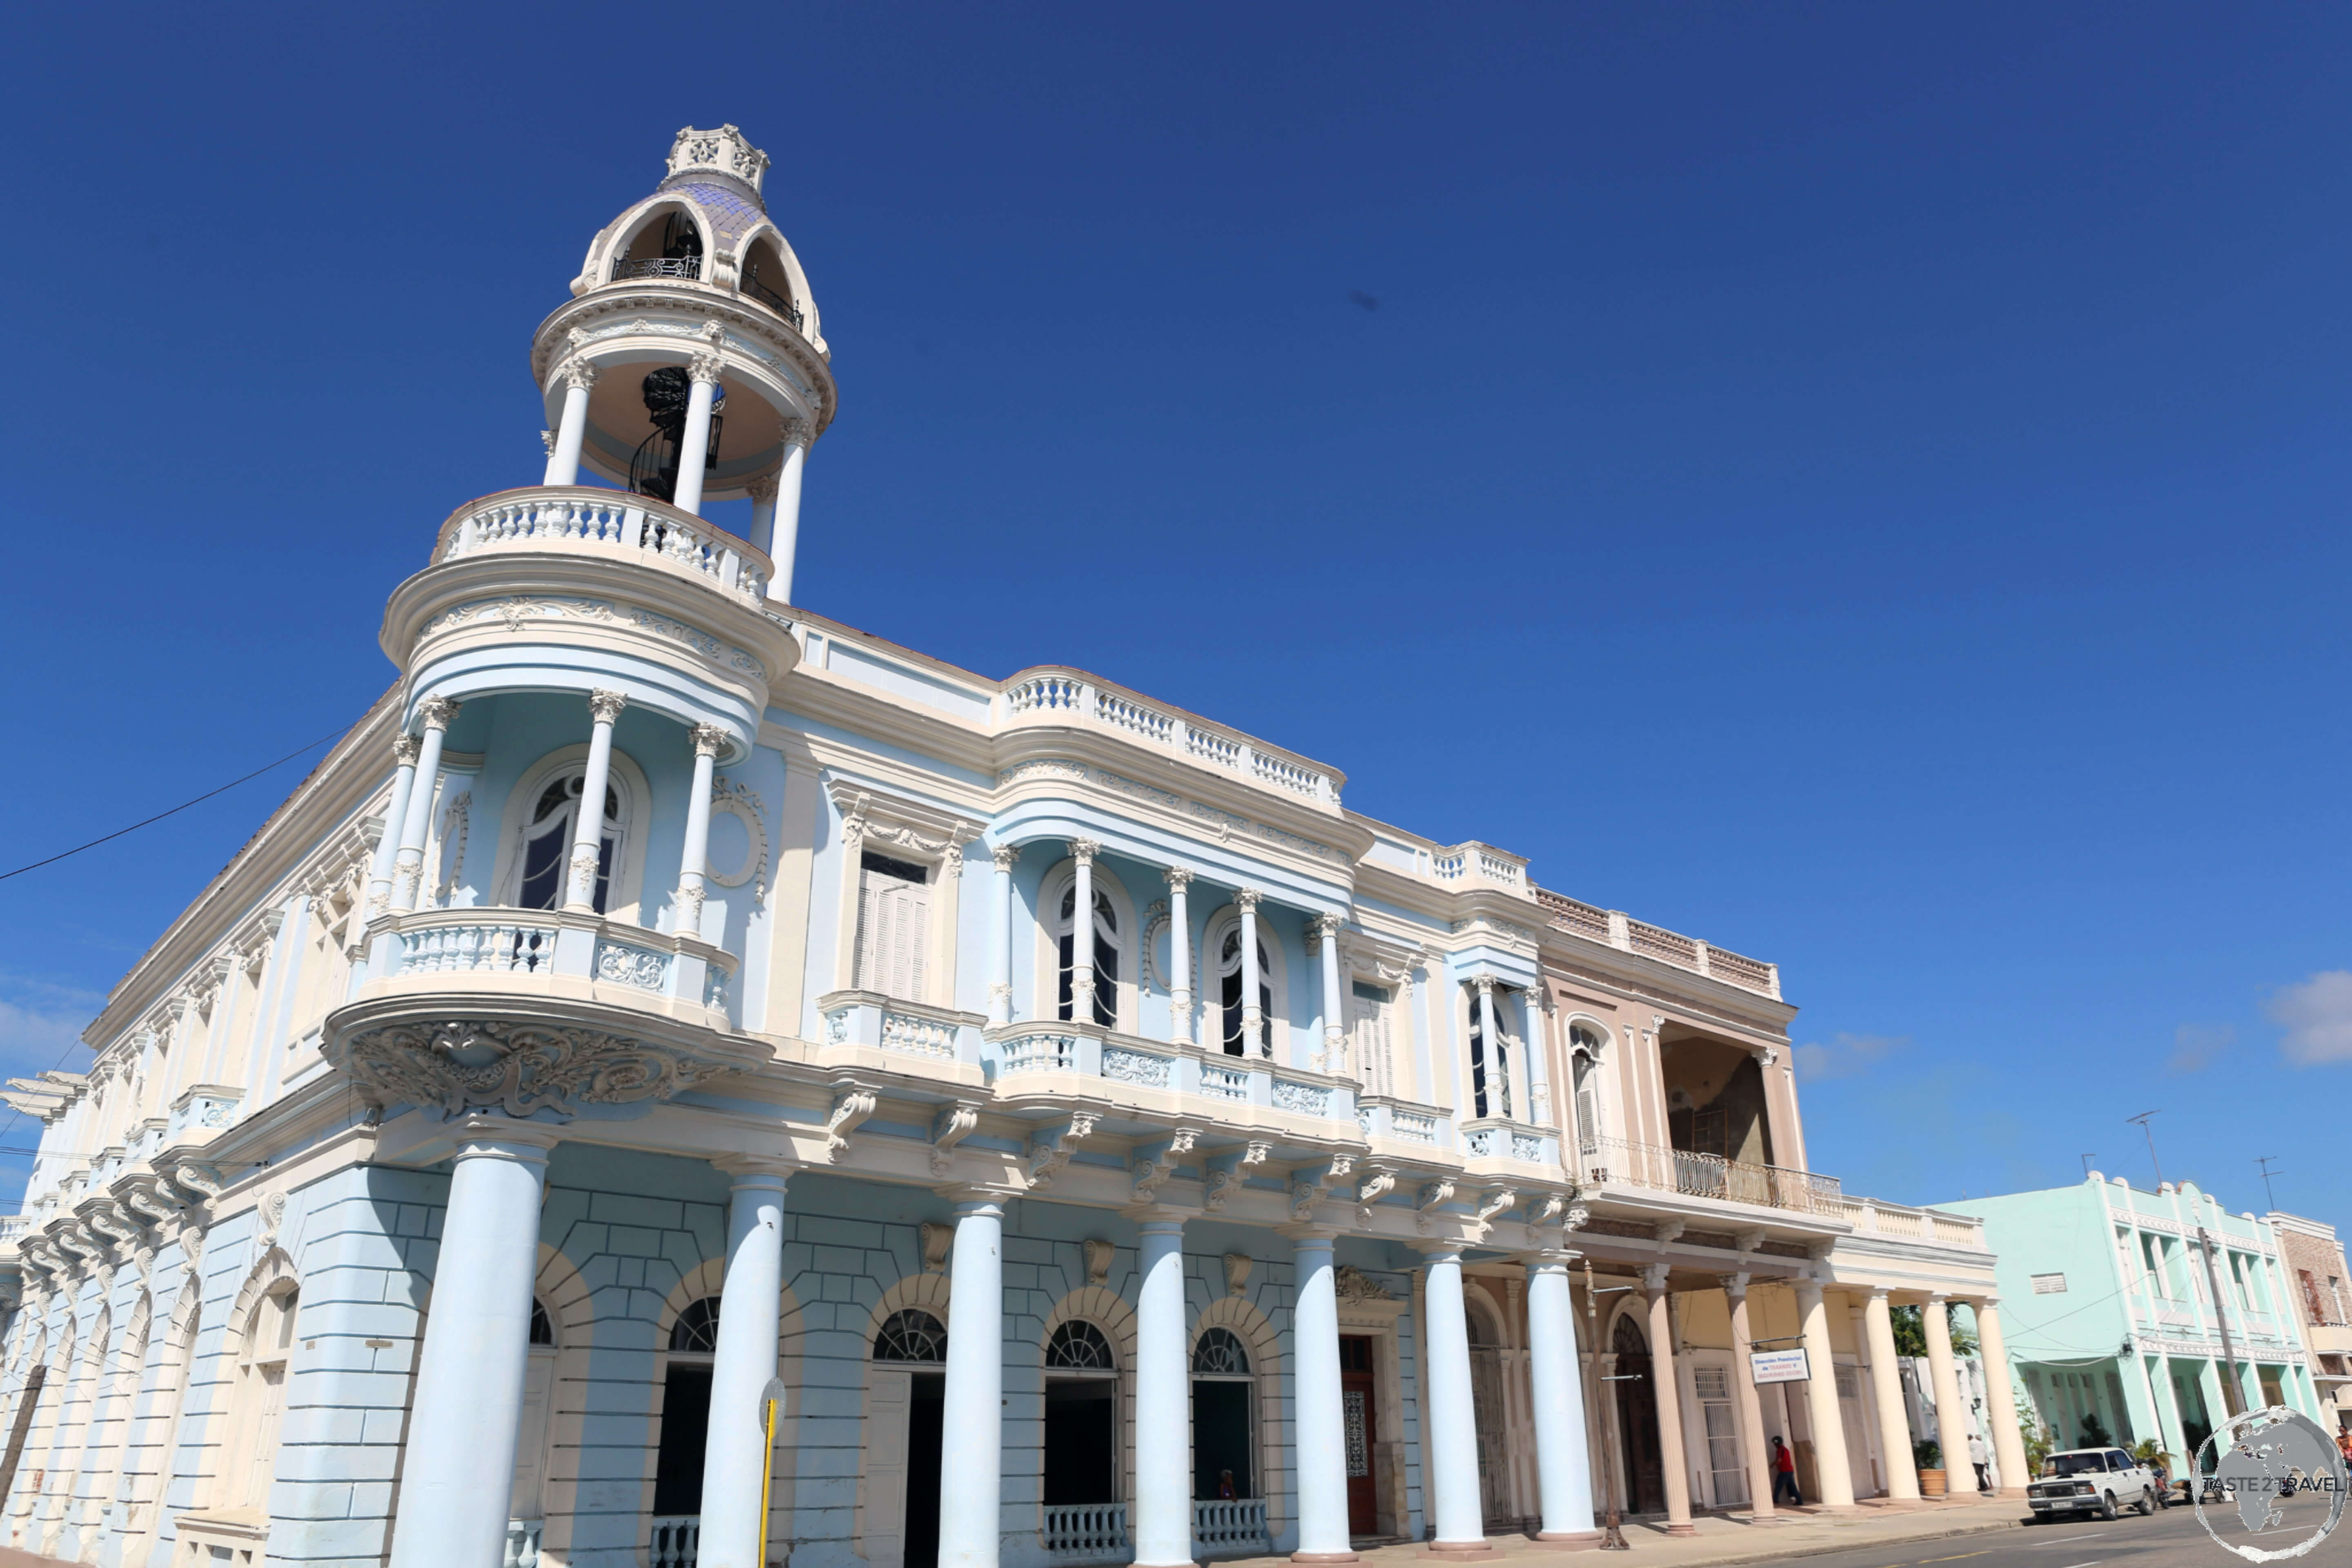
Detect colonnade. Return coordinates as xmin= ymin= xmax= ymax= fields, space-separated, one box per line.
xmin=539 ymin=350 xmax=812 ymax=604
xmin=383 ymin=1127 xmax=1606 ymax=1568
xmin=370 ymin=690 xmax=731 ymax=936
xmin=984 ymin=844 xmax=1548 ymax=1097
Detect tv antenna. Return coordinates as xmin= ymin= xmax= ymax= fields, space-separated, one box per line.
xmin=2081 ymin=1153 xmax=2097 ymax=1179
xmin=2256 ymin=1156 xmax=2283 ymax=1212
xmin=2127 ymin=1111 xmax=2163 ymax=1189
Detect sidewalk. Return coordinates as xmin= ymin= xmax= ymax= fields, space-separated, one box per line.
xmin=1223 ymin=1497 xmax=2026 ymax=1568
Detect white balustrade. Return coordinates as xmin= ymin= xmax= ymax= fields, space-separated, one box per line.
xmin=1200 ymin=1064 xmax=1250 ymax=1101
xmin=1193 ymin=1498 xmax=1268 ymax=1556
xmin=1095 ymin=689 xmax=1175 ymax=742
xmin=650 ymin=1516 xmax=699 ymax=1568
xmin=881 ymin=1009 xmax=958 ymax=1059
xmin=1186 ymin=726 xmax=1243 ymax=768
xmin=396 ymin=919 xmax=558 ymax=975
xmin=998 ymin=1030 xmax=1079 ymax=1075
xmin=1042 ymin=1502 xmax=1128 ymax=1561
xmin=503 ymin=1520 xmax=543 ymax=1568
xmin=434 ymin=488 xmax=771 ymax=601
xmin=995 ymin=667 xmax=1340 ymax=806
xmin=1529 ymin=887 xmax=1779 ymax=997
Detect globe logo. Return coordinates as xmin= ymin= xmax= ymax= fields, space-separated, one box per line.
xmin=2189 ymin=1405 xmax=2347 ymax=1561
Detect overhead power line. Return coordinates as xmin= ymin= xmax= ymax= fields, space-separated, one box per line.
xmin=0 ymin=729 xmax=347 ymax=884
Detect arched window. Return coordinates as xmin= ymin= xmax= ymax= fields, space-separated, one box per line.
xmin=1192 ymin=1328 xmax=1250 ymax=1377
xmin=219 ymin=1285 xmax=297 ymax=1510
xmin=1569 ymin=1025 xmax=1604 ymax=1158
xmin=741 ymin=234 xmax=802 ymax=326
xmin=873 ymin=1309 xmax=949 ymax=1364
xmin=530 ymin=1299 xmax=556 ymax=1347
xmin=1217 ymin=927 xmax=1272 ymax=1058
xmin=1465 ymin=993 xmax=1513 ymax=1121
xmin=1192 ymin=1326 xmax=1255 ymax=1501
xmin=515 ymin=770 xmax=624 ymax=914
xmin=1045 ymin=1321 xmax=1116 ymax=1372
xmin=1054 ymin=883 xmax=1120 ymax=1029
xmin=669 ymin=1295 xmax=721 ymax=1353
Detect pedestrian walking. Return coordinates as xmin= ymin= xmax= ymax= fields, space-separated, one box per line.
xmin=1968 ymin=1431 xmax=1989 ymax=1492
xmin=1771 ymin=1435 xmax=1802 ymax=1507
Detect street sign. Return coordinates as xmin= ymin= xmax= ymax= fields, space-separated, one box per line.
xmin=1750 ymin=1348 xmax=1810 ymax=1385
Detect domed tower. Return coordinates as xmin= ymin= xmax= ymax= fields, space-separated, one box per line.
xmin=534 ymin=123 xmax=836 ymax=601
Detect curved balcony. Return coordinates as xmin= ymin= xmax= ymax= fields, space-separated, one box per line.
xmin=612 ymin=256 xmax=702 ymax=283
xmin=982 ymin=1018 xmax=1364 ymax=1142
xmin=359 ymin=906 xmax=739 ymax=1027
xmin=997 ymin=668 xmax=1345 ymax=811
xmin=433 ymin=487 xmax=772 ymax=604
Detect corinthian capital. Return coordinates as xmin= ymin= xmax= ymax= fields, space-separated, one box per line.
xmin=745 ymin=472 xmax=781 ymax=504
xmin=587 ymin=689 xmax=628 ymax=725
xmin=561 ymin=356 xmax=599 ymax=392
xmin=689 ymin=724 xmax=728 ymax=758
xmin=1234 ymin=887 xmax=1262 ymax=913
xmin=1165 ymin=865 xmax=1195 ymax=891
xmin=416 ymin=695 xmax=460 ymax=733
xmin=393 ymin=735 xmax=421 ymax=768
xmin=991 ymin=844 xmax=1020 ymax=873
xmin=1069 ymin=837 xmax=1100 ymax=866
xmin=687 ymin=349 xmax=726 ymax=386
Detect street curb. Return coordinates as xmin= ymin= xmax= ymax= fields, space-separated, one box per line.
xmin=1606 ymin=1512 xmax=2026 ymax=1568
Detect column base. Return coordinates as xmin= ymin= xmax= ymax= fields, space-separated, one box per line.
xmin=1535 ymin=1529 xmax=1609 ymax=1547
xmin=1663 ymin=1523 xmax=1699 ymax=1537
xmin=1735 ymin=1515 xmax=1787 ymax=1528
xmin=1291 ymin=1553 xmax=1361 ymax=1564
xmin=1420 ymin=1543 xmax=1501 ymax=1561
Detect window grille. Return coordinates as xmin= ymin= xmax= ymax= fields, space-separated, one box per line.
xmin=873 ymin=1308 xmax=949 ymax=1363
xmin=1192 ymin=1327 xmax=1250 ymax=1376
xmin=669 ymin=1296 xmax=721 ymax=1353
xmin=1046 ymin=1320 xmax=1115 ymax=1371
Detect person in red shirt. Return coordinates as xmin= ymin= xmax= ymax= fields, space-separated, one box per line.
xmin=1770 ymin=1436 xmax=1803 ymax=1507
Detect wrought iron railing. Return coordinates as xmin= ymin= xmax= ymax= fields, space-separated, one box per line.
xmin=613 ymin=256 xmax=702 ymax=282
xmin=743 ymin=271 xmax=806 ymax=328
xmin=1581 ymin=1134 xmax=1842 ymax=1216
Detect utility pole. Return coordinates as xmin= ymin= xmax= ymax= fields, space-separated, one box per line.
xmin=2127 ymin=1111 xmax=2163 ymax=1189
xmin=1583 ymin=1258 xmax=1630 ymax=1550
xmin=2256 ymin=1156 xmax=2282 ymax=1212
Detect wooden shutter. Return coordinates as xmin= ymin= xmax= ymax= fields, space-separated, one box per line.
xmin=510 ymin=1352 xmax=555 ymax=1518
xmin=865 ymin=1368 xmax=913 ymax=1568
xmin=856 ymin=871 xmax=931 ymax=1003
xmin=1349 ymin=991 xmax=1391 ymax=1097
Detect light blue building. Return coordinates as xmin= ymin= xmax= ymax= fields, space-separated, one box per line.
xmin=1939 ymin=1175 xmax=2324 ymax=1470
xmin=0 ymin=123 xmax=1996 ymax=1568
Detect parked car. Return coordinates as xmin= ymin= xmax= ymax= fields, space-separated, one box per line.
xmin=2027 ymin=1447 xmax=2164 ymax=1521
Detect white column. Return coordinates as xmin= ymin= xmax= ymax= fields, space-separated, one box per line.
xmin=669 ymin=725 xmax=726 ymax=938
xmin=1527 ymin=1252 xmax=1597 ymax=1541
xmin=1795 ymin=1279 xmax=1857 ymax=1508
xmin=697 ymin=1161 xmax=792 ymax=1568
xmin=1724 ymin=1274 xmax=1780 ymax=1524
xmin=989 ymin=845 xmax=1017 ymax=1024
xmin=1862 ymin=1290 xmax=1920 ymax=1500
xmin=1644 ymin=1266 xmax=1696 ymax=1535
xmin=1316 ymin=914 xmax=1344 ymax=1076
xmin=938 ymin=1192 xmax=1006 ymax=1568
xmin=1522 ymin=989 xmax=1552 ymax=1126
xmin=566 ymin=690 xmax=626 ymax=912
xmin=365 ymin=735 xmax=420 ymax=916
xmin=1238 ymin=890 xmax=1265 ymax=1058
xmin=1922 ymin=1295 xmax=1974 ymax=1494
xmin=385 ymin=1121 xmax=555 ymax=1568
xmin=1286 ymin=1229 xmax=1356 ymax=1562
xmin=543 ymin=360 xmax=596 ymax=486
xmin=390 ymin=697 xmax=457 ymax=912
xmin=1134 ymin=1217 xmax=1192 ymax=1568
xmin=1069 ymin=839 xmax=1100 ymax=1023
xmin=1972 ymin=1299 xmax=2030 ymax=1496
xmin=674 ymin=350 xmax=723 ymax=516
xmin=1418 ymin=1245 xmax=1488 ymax=1554
xmin=769 ymin=425 xmax=808 ymax=604
xmin=1474 ymin=977 xmax=1506 ymax=1119
xmin=746 ymin=472 xmax=779 ymax=558
xmin=1166 ymin=868 xmax=1194 ymax=1045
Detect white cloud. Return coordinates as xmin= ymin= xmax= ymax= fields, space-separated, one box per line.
xmin=2266 ymin=971 xmax=2352 ymax=1067
xmin=2167 ymin=1022 xmax=2234 ymax=1074
xmin=0 ymin=973 xmax=101 ymax=1087
xmin=1793 ymin=1032 xmax=1907 ymax=1082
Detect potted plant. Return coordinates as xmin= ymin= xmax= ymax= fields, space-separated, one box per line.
xmin=1916 ymin=1438 xmax=1946 ymax=1498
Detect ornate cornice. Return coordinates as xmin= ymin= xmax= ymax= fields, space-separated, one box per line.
xmin=325 ymin=1017 xmax=735 ymax=1123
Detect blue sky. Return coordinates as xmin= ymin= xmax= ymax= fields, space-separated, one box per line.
xmin=2 ymin=4 xmax=2347 ymax=1224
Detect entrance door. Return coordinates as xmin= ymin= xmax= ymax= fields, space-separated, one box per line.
xmin=1044 ymin=1380 xmax=1116 ymax=1503
xmin=1611 ymin=1317 xmax=1666 ymax=1515
xmin=1467 ymin=1345 xmax=1511 ymax=1526
xmin=653 ymin=1363 xmax=713 ymax=1515
xmin=906 ymin=1376 xmax=944 ymax=1568
xmin=1340 ymin=1336 xmax=1378 ymax=1536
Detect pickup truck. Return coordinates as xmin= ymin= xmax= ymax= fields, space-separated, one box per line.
xmin=2026 ymin=1447 xmax=2164 ymax=1520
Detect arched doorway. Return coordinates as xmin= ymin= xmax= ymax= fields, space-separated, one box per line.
xmin=1611 ymin=1314 xmax=1666 ymax=1515
xmin=870 ymin=1307 xmax=949 ymax=1568
xmin=1466 ymin=1301 xmax=1512 ymax=1527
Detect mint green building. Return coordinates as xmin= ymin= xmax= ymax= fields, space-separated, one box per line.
xmin=1938 ymin=1175 xmax=2323 ymax=1470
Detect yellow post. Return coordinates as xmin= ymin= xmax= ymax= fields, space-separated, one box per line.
xmin=757 ymin=1392 xmax=779 ymax=1568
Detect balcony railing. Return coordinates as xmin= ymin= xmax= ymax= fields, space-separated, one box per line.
xmin=1841 ymin=1196 xmax=1987 ymax=1250
xmin=503 ymin=1520 xmax=543 ymax=1568
xmin=987 ymin=1020 xmax=1358 ymax=1125
xmin=1579 ymin=1134 xmax=1842 ymax=1217
xmin=650 ymin=1516 xmax=698 ymax=1568
xmin=1193 ymin=1498 xmax=1268 ymax=1557
xmin=612 ymin=256 xmax=702 ymax=282
xmin=434 ymin=488 xmax=773 ymax=603
xmin=1043 ymin=1502 xmax=1127 ymax=1562
xmin=1000 ymin=668 xmax=1343 ymax=810
xmin=1531 ymin=888 xmax=1780 ymax=999
xmin=370 ymin=908 xmax=738 ymax=1016
xmin=742 ymin=271 xmax=806 ymax=328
